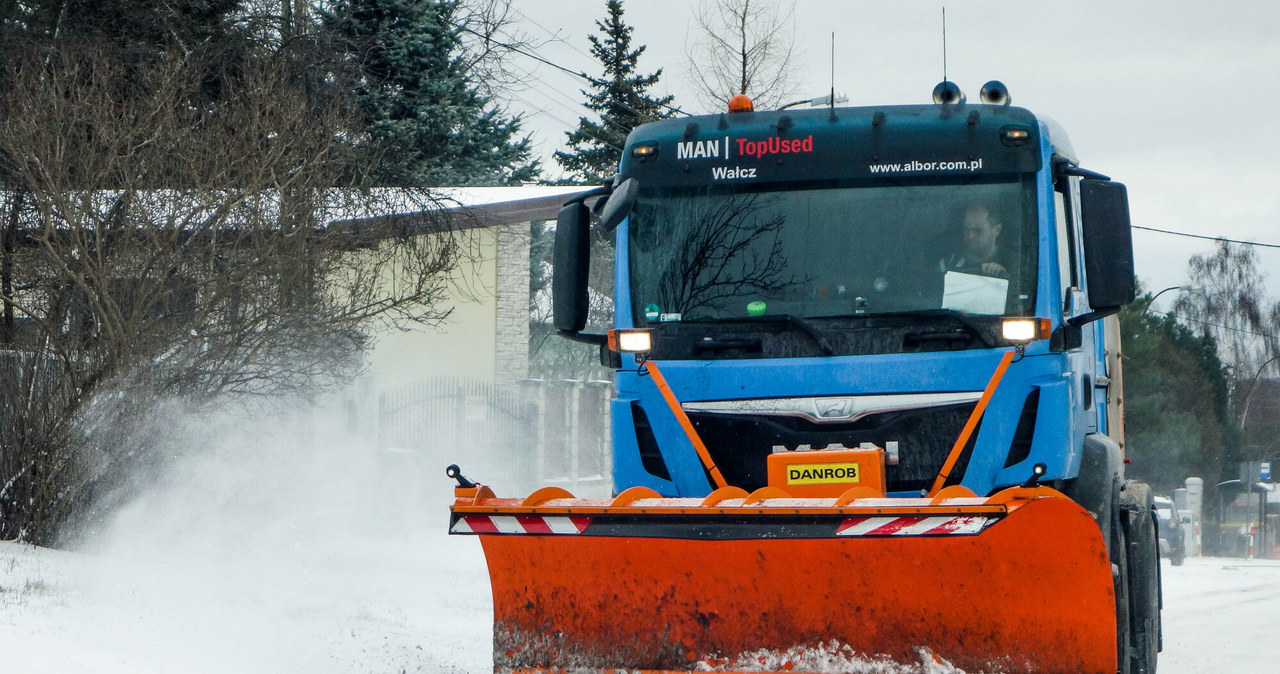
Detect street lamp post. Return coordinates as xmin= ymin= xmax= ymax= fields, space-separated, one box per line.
xmin=777 ymin=93 xmax=849 ymax=110
xmin=1240 ymin=355 xmax=1280 ymax=433
xmin=1141 ymin=285 xmax=1196 ymax=316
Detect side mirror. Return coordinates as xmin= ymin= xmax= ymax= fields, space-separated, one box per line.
xmin=1078 ymin=179 xmax=1136 ymax=312
xmin=598 ymin=178 xmax=638 ymax=231
xmin=553 ymin=201 xmax=591 ymax=333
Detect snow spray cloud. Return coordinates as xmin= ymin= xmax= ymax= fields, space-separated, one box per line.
xmin=74 ymin=387 xmax=493 ymax=673
xmin=32 ymin=380 xmax=981 ymax=674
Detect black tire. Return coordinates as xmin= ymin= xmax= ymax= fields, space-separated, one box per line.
xmin=1112 ymin=486 xmax=1132 ymax=674
xmin=1122 ymin=482 xmax=1161 ymax=674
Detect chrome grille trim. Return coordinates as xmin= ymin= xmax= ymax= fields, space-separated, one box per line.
xmin=681 ymin=392 xmax=983 ymax=424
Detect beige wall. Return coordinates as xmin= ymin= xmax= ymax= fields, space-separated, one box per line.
xmin=365 ymin=228 xmax=500 ymax=389
xmin=362 ymin=222 xmax=531 ymax=390
xmin=355 ymin=186 xmax=581 ymax=391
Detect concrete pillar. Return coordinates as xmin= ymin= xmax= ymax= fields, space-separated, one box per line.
xmin=494 ymin=223 xmax=531 ymax=386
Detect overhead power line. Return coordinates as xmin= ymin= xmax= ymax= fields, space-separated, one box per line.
xmin=453 ymin=23 xmax=689 ymax=119
xmin=1133 ymin=225 xmax=1280 ymax=250
xmin=1150 ymin=309 xmax=1276 ymax=341
xmin=510 ymin=8 xmax=595 ymax=61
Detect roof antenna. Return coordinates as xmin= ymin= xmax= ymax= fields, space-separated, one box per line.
xmin=942 ymin=7 xmax=948 ymax=84
xmin=931 ymin=7 xmax=964 ymax=105
xmin=830 ymin=32 xmax=836 ymax=112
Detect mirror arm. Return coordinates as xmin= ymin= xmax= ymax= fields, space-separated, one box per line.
xmin=1067 ymin=306 xmax=1122 ymax=327
xmin=558 ymin=329 xmax=607 ymax=346
xmin=564 ymin=184 xmax=613 ymax=208
xmin=1061 ymin=165 xmax=1111 ymax=181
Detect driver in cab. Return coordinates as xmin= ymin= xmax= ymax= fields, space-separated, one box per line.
xmin=939 ymin=202 xmax=1007 ymax=278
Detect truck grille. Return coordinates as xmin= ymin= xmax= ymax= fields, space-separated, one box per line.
xmin=685 ymin=403 xmax=979 ymax=494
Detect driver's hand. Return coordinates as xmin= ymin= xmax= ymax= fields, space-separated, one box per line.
xmin=980 ymin=262 xmax=1007 ymax=277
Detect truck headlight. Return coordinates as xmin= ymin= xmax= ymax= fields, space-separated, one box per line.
xmin=608 ymin=329 xmax=653 ymax=353
xmin=1002 ymin=318 xmax=1052 ymax=344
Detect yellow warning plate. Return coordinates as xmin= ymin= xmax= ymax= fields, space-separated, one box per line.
xmin=786 ymin=462 xmax=861 ymax=485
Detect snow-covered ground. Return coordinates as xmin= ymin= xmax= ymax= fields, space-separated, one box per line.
xmin=2 ymin=411 xmax=1275 ymax=673
xmin=4 ymin=532 xmax=1278 ymax=672
xmin=0 ymin=529 xmax=489 ymax=673
xmin=1158 ymin=556 xmax=1280 ymax=673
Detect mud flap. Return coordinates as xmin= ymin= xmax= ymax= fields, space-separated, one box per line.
xmin=452 ymin=489 xmax=1117 ymax=673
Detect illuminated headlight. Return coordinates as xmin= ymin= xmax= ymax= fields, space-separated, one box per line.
xmin=608 ymin=329 xmax=653 ymax=353
xmin=1002 ymin=318 xmax=1052 ymax=344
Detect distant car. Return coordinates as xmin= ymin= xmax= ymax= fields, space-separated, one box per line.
xmin=1154 ymin=496 xmax=1186 ymax=565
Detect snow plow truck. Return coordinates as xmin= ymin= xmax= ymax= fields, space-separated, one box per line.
xmin=449 ymin=81 xmax=1162 ymax=673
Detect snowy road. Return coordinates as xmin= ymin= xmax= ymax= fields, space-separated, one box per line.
xmin=1 ymin=421 xmax=1271 ymax=673
xmin=3 ymin=530 xmax=1277 ymax=673
xmin=1158 ymin=556 xmax=1280 ymax=673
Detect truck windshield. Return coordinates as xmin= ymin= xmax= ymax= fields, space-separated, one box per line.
xmin=629 ymin=176 xmax=1038 ymax=326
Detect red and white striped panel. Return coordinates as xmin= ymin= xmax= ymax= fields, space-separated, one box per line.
xmin=836 ymin=515 xmax=996 ymax=537
xmin=451 ymin=515 xmax=592 ymax=535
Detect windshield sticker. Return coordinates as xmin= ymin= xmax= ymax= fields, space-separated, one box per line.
xmin=868 ymin=158 xmax=984 ymax=174
xmin=659 ymin=313 xmax=682 ymax=323
xmin=644 ymin=303 xmax=660 ymax=321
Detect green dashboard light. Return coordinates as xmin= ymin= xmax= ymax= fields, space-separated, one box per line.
xmin=747 ymin=301 xmax=767 ymax=316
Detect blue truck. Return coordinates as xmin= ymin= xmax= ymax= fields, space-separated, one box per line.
xmin=453 ymin=81 xmax=1162 ymax=673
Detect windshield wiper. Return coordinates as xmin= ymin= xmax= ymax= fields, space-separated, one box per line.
xmin=741 ymin=314 xmax=835 ymax=356
xmin=693 ymin=336 xmax=764 ymax=354
xmin=812 ymin=308 xmax=998 ymax=349
xmin=891 ymin=309 xmax=997 ymax=349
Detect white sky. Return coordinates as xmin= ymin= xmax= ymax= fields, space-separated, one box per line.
xmin=503 ymin=0 xmax=1280 ymax=312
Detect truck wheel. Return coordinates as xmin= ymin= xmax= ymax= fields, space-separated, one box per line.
xmin=1122 ymin=482 xmax=1160 ymax=674
xmin=1112 ymin=490 xmax=1132 ymax=674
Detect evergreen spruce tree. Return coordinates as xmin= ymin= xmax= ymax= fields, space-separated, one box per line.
xmin=321 ymin=0 xmax=538 ymax=186
xmin=555 ymin=0 xmax=674 ymax=184
xmin=0 ymin=0 xmax=241 ymax=52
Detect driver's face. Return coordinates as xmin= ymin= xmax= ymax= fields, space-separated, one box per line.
xmin=963 ymin=207 xmax=1002 ymax=254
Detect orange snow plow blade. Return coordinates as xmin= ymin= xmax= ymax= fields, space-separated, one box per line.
xmin=450 ymin=483 xmax=1111 ymax=670
xmin=450 ymin=483 xmax=1117 ymax=673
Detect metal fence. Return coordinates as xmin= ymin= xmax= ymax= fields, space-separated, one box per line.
xmin=517 ymin=379 xmax=613 ymax=496
xmin=377 ymin=377 xmax=612 ymax=496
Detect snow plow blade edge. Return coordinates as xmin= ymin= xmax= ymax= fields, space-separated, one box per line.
xmin=450 ymin=486 xmax=1116 ymax=673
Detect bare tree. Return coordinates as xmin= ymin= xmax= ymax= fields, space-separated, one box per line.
xmin=1173 ymin=240 xmax=1280 ymax=450
xmin=0 ymin=42 xmax=476 ymax=544
xmin=1174 ymin=242 xmax=1278 ymax=379
xmin=454 ymin=0 xmax=547 ymax=99
xmin=654 ymin=193 xmax=799 ymax=315
xmin=683 ymin=0 xmax=801 ymax=112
